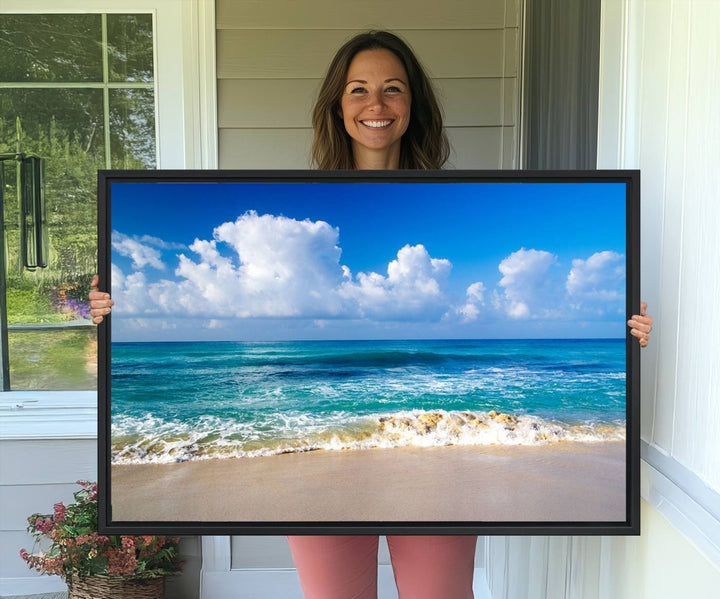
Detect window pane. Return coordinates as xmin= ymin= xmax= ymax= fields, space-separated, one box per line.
xmin=107 ymin=14 xmax=154 ymax=83
xmin=8 ymin=329 xmax=97 ymax=390
xmin=2 ymin=90 xmax=104 ymax=390
xmin=0 ymin=14 xmax=102 ymax=82
xmin=1 ymin=88 xmax=105 ymax=279
xmin=110 ymin=89 xmax=156 ymax=169
xmin=0 ymin=89 xmax=106 ymax=162
xmin=1 ymin=13 xmax=156 ymax=390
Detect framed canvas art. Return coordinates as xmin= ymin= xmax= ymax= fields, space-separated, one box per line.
xmin=98 ymin=170 xmax=640 ymax=535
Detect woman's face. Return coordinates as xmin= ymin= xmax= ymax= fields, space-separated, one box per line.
xmin=340 ymin=49 xmax=411 ymax=165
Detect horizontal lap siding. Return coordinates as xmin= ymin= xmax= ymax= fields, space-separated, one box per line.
xmin=217 ymin=30 xmax=511 ymax=79
xmin=216 ymin=0 xmax=516 ymax=30
xmin=219 ymin=78 xmax=516 ymax=128
xmin=0 ymin=439 xmax=96 ymax=580
xmin=219 ymin=126 xmax=510 ymax=169
xmin=217 ymin=0 xmax=521 ymax=170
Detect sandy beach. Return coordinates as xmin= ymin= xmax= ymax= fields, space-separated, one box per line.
xmin=111 ymin=441 xmax=626 ymax=523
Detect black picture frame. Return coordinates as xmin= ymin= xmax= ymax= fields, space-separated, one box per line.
xmin=98 ymin=169 xmax=640 ymax=536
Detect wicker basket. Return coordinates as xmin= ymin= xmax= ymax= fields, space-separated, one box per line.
xmin=67 ymin=575 xmax=165 ymax=599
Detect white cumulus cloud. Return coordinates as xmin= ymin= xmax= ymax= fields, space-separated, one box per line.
xmin=138 ymin=234 xmax=186 ymax=250
xmin=112 ymin=231 xmax=165 ymax=270
xmin=566 ymin=251 xmax=625 ymax=311
xmin=170 ymin=211 xmax=346 ymax=318
xmin=458 ymin=281 xmax=486 ymax=321
xmin=111 ymin=264 xmax=157 ymax=314
xmin=112 ymin=214 xmax=456 ymax=323
xmin=340 ymin=244 xmax=452 ymax=320
xmin=497 ymin=248 xmax=557 ymax=319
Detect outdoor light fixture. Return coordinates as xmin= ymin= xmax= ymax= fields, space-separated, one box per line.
xmin=20 ymin=156 xmax=48 ymax=270
xmin=0 ymin=153 xmax=48 ymax=271
xmin=0 ymin=152 xmax=47 ymax=390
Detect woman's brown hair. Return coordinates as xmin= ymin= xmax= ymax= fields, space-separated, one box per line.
xmin=311 ymin=31 xmax=449 ymax=170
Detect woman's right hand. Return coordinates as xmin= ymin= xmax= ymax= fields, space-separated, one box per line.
xmin=89 ymin=274 xmax=114 ymax=324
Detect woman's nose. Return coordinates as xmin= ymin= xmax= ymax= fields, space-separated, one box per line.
xmin=366 ymin=89 xmax=385 ymax=110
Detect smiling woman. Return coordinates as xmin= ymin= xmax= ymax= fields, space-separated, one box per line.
xmin=311 ymin=30 xmax=448 ymax=170
xmin=91 ymin=29 xmax=651 ymax=599
xmin=340 ymin=49 xmax=412 ymax=168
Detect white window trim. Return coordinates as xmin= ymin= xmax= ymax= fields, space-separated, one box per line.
xmin=0 ymin=0 xmax=217 ymax=440
xmin=0 ymin=0 xmax=218 ymax=170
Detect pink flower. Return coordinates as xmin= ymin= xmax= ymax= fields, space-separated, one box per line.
xmin=43 ymin=556 xmax=64 ymax=576
xmin=121 ymin=537 xmax=135 ymax=550
xmin=107 ymin=548 xmax=137 ymax=576
xmin=53 ymin=503 xmax=66 ymax=522
xmin=34 ymin=518 xmax=54 ymax=535
xmin=19 ymin=549 xmax=29 ymax=562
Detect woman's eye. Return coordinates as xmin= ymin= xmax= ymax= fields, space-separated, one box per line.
xmin=385 ymin=86 xmax=402 ymax=93
xmin=349 ymin=87 xmax=367 ymax=94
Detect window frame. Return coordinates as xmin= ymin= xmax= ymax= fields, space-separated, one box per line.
xmin=0 ymin=0 xmax=217 ymax=437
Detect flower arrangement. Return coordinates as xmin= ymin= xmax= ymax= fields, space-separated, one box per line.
xmin=20 ymin=481 xmax=182 ymax=585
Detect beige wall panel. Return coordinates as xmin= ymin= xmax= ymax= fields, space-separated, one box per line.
xmin=503 ymin=77 xmax=517 ymax=126
xmin=219 ymin=78 xmax=510 ymax=128
xmin=220 ymin=127 xmax=506 ymax=171
xmin=446 ymin=127 xmax=504 ymax=169
xmin=502 ymin=125 xmax=518 ymax=168
xmin=503 ymin=28 xmax=519 ymax=77
xmin=217 ymin=0 xmax=508 ymax=30
xmin=219 ymin=128 xmax=313 ymax=169
xmin=505 ymin=0 xmax=521 ymax=27
xmin=218 ymin=79 xmax=320 ymax=128
xmin=217 ymin=30 xmax=506 ymax=79
xmin=437 ymin=79 xmax=504 ymax=127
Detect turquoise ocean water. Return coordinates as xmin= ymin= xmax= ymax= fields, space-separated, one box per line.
xmin=111 ymin=339 xmax=626 ymax=464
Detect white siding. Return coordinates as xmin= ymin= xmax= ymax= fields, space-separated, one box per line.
xmin=0 ymin=438 xmax=95 ymax=593
xmin=598 ymin=0 xmax=720 ymax=492
xmin=485 ymin=0 xmax=720 ymax=596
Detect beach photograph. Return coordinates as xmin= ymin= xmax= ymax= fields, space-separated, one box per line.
xmin=107 ymin=179 xmax=629 ymax=525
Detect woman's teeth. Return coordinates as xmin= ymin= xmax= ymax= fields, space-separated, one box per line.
xmin=362 ymin=120 xmax=392 ymax=128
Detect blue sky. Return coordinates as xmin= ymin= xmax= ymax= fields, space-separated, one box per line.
xmin=109 ymin=180 xmax=627 ymax=341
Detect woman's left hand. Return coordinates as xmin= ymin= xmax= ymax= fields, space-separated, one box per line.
xmin=89 ymin=274 xmax=114 ymax=324
xmin=627 ymin=301 xmax=653 ymax=347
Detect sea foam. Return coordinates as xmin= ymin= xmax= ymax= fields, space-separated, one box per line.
xmin=111 ymin=409 xmax=625 ymax=465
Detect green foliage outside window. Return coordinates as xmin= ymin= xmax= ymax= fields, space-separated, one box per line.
xmin=0 ymin=13 xmax=155 ymax=389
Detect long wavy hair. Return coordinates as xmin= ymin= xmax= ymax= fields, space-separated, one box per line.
xmin=311 ymin=31 xmax=449 ymax=170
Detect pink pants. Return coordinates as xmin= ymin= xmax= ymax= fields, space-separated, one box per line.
xmin=287 ymin=535 xmax=477 ymax=599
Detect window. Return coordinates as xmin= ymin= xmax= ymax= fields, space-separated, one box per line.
xmin=0 ymin=13 xmax=156 ymax=390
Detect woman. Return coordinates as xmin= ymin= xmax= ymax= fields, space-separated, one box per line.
xmin=90 ymin=31 xmax=653 ymax=599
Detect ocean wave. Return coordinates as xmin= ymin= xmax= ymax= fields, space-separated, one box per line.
xmin=111 ymin=409 xmax=626 ymax=465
